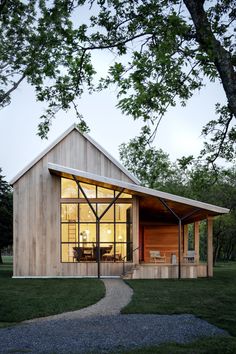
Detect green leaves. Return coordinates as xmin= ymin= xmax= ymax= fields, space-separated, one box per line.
xmin=201 ymin=103 xmax=235 ymax=163
xmin=0 ymin=0 xmax=235 ymax=157
xmin=119 ymin=126 xmax=176 ymax=189
xmin=0 ymin=0 xmax=96 ymax=137
xmin=0 ymin=169 xmax=13 ymax=251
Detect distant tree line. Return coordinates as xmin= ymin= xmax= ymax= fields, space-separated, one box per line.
xmin=0 ymin=169 xmax=13 ymax=264
xmin=120 ymin=127 xmax=236 ymax=264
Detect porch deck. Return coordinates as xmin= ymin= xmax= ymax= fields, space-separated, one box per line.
xmin=128 ymin=262 xmax=208 ymax=279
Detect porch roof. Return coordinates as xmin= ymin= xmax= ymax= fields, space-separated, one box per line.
xmin=48 ymin=162 xmax=229 ymax=224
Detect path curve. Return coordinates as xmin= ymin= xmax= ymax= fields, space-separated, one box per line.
xmin=26 ymin=278 xmax=133 ymax=323
xmin=0 ymin=279 xmax=228 ymax=353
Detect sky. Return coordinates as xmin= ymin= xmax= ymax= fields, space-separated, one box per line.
xmin=0 ymin=75 xmax=226 ymax=183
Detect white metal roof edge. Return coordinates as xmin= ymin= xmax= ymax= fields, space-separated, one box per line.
xmin=48 ymin=162 xmax=230 ymax=215
xmin=10 ymin=123 xmax=140 ymax=185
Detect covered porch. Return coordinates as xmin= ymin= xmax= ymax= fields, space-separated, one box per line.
xmin=135 ymin=193 xmax=216 ymax=279
xmin=48 ymin=162 xmax=229 ymax=279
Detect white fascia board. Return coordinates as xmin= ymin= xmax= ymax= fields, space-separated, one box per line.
xmin=48 ymin=162 xmax=230 ymax=215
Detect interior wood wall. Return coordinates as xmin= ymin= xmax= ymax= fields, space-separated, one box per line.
xmin=143 ymin=225 xmax=178 ymax=263
xmin=13 ymin=129 xmax=138 ymax=277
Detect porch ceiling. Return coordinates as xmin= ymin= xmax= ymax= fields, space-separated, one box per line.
xmin=48 ymin=162 xmax=229 ymax=223
xmin=139 ymin=196 xmax=213 ymax=224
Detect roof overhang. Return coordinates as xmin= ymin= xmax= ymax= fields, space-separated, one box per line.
xmin=48 ymin=162 xmax=230 ymax=224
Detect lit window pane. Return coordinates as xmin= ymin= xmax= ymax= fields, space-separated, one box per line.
xmin=61 ymin=178 xmax=78 ymax=198
xmin=115 ymin=243 xmax=125 ymax=260
xmin=79 ymin=183 xmax=96 ymax=198
xmin=115 ymin=191 xmax=132 ymax=198
xmin=115 ymin=204 xmax=132 ymax=222
xmin=61 ymin=223 xmax=78 ymax=242
xmin=79 ymin=224 xmax=96 ymax=244
xmin=79 ymin=204 xmax=96 ymax=222
xmin=79 ymin=243 xmax=95 ymax=261
xmin=61 ymin=243 xmax=77 ymax=262
xmin=116 ymin=243 xmax=133 ymax=261
xmin=97 ymin=187 xmax=114 ymax=198
xmin=116 ymin=224 xmax=132 ymax=243
xmin=61 ymin=204 xmax=78 ymax=222
xmin=100 ymin=224 xmax=114 ymax=243
xmin=98 ymin=204 xmax=114 ymax=221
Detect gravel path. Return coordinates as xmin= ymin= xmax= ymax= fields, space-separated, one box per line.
xmin=25 ymin=279 xmax=133 ymax=322
xmin=0 ymin=279 xmax=228 ymax=353
xmin=0 ymin=314 xmax=227 ymax=353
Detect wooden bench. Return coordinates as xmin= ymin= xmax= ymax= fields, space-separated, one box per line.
xmin=149 ymin=250 xmax=166 ymax=263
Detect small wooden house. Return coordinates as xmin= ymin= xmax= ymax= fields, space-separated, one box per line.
xmin=11 ymin=124 xmax=229 ymax=279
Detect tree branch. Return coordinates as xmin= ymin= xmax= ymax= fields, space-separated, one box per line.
xmin=0 ymin=74 xmax=26 ymax=104
xmin=183 ymin=0 xmax=236 ymax=117
xmin=83 ymin=32 xmax=153 ymax=52
xmin=208 ymin=112 xmax=233 ymax=164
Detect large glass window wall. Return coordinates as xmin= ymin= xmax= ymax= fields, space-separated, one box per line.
xmin=60 ymin=178 xmax=133 ymax=263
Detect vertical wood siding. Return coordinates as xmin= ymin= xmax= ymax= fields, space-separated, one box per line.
xmin=143 ymin=225 xmax=178 ymax=263
xmin=13 ymin=129 xmax=138 ymax=276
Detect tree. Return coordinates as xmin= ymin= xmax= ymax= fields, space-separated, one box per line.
xmin=119 ymin=126 xmax=175 ymax=189
xmin=0 ymin=0 xmax=93 ymax=137
xmin=0 ymin=169 xmax=13 ymax=264
xmin=0 ymin=1 xmax=235 ymax=160
xmin=120 ymin=136 xmax=236 ymax=263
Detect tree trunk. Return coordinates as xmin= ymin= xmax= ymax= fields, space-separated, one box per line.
xmin=183 ymin=0 xmax=236 ymax=117
xmin=213 ymin=244 xmax=220 ymax=266
xmin=0 ymin=248 xmax=3 ymax=264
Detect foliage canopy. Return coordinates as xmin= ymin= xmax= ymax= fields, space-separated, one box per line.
xmin=0 ymin=0 xmax=235 ymax=160
xmin=0 ymin=168 xmax=13 ymax=263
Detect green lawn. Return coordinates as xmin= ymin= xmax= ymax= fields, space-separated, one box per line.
xmin=1 ymin=258 xmax=236 ymax=353
xmin=0 ymin=256 xmax=105 ymax=326
xmin=123 ymin=262 xmax=236 ymax=353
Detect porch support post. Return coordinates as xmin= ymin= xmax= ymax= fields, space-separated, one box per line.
xmin=178 ymin=219 xmax=182 ymax=279
xmin=183 ymin=224 xmax=188 ymax=256
xmin=207 ymin=216 xmax=213 ymax=277
xmin=96 ymin=221 xmax=100 ymax=279
xmin=194 ymin=222 xmax=200 ymax=264
xmin=158 ymin=200 xmax=202 ymax=279
xmin=158 ymin=198 xmax=182 ymax=279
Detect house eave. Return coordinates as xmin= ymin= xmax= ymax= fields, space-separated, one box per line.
xmin=48 ymin=162 xmax=230 ymax=217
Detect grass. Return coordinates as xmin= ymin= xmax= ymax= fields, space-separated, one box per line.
xmin=1 ymin=258 xmax=236 ymax=353
xmin=122 ymin=262 xmax=236 ymax=353
xmin=0 ymin=256 xmax=105 ymax=326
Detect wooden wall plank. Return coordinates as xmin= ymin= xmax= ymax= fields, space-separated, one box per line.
xmin=183 ymin=224 xmax=188 ymax=256
xmin=13 ymin=128 xmax=137 ymax=276
xmin=143 ymin=225 xmax=178 ymax=263
xmin=194 ymin=222 xmax=200 ymax=263
xmin=207 ymin=217 xmax=213 ymax=277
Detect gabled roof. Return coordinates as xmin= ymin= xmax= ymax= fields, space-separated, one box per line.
xmin=10 ymin=123 xmax=140 ymax=185
xmin=48 ymin=162 xmax=229 ymax=223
